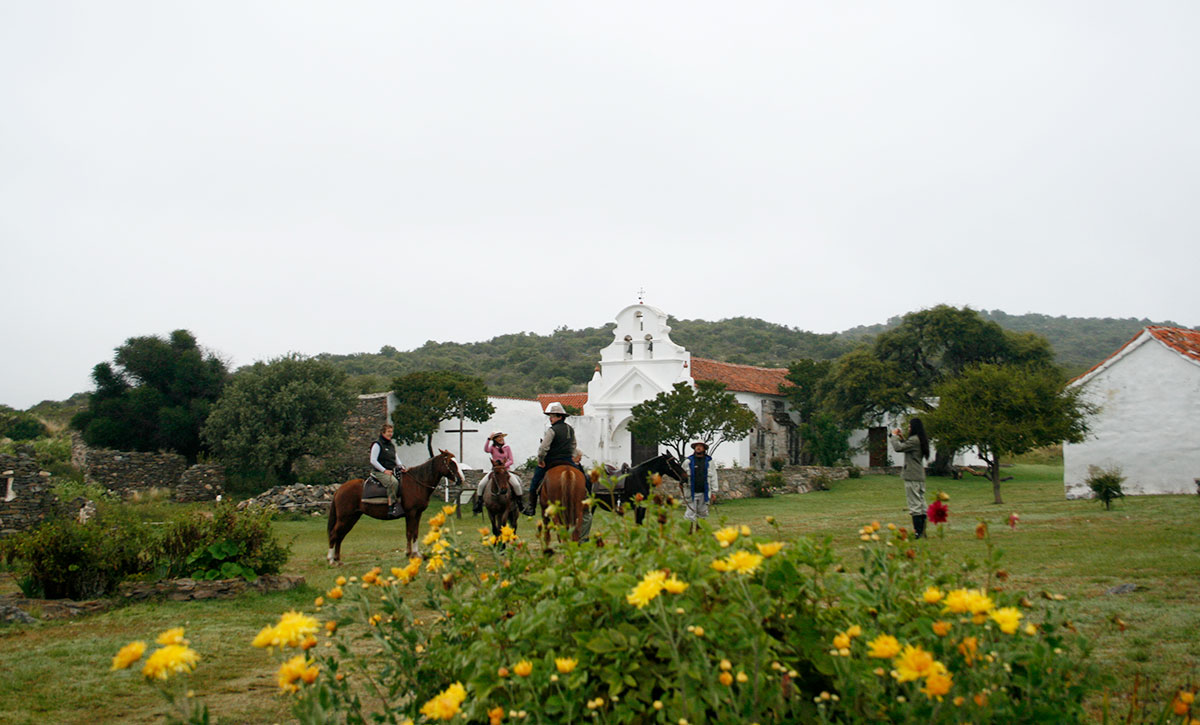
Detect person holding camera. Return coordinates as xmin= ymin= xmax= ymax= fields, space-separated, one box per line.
xmin=473 ymin=431 xmax=526 ymax=514
xmin=891 ymin=418 xmax=930 ymax=539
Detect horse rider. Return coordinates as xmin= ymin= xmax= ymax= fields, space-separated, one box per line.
xmin=524 ymin=402 xmax=580 ymax=516
xmin=369 ymin=423 xmax=407 ymax=518
xmin=473 ymin=431 xmax=528 ymax=514
xmin=682 ymin=441 xmax=717 ymax=525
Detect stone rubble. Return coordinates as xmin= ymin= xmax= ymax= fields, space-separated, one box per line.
xmin=237 ymin=483 xmax=340 ymax=515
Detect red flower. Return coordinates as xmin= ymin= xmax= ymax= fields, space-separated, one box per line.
xmin=926 ymin=500 xmax=949 ymax=524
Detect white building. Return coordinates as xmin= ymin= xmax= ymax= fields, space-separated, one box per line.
xmin=389 ymin=303 xmax=796 ymax=472
xmin=1063 ymin=326 xmax=1200 ymax=499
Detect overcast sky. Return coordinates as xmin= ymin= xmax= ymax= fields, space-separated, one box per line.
xmin=2 ymin=1 xmax=1198 ymax=409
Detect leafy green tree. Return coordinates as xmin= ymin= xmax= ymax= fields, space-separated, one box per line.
xmin=628 ymin=381 xmax=758 ymax=459
xmin=799 ymin=412 xmax=851 ymax=467
xmin=924 ymin=363 xmax=1093 ymax=504
xmin=389 ymin=371 xmax=495 ymax=457
xmin=70 ymin=330 xmax=227 ymax=461
xmin=202 ymin=355 xmax=356 ymax=482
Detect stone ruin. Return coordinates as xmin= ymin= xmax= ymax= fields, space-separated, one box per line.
xmin=0 ymin=451 xmax=63 ymax=536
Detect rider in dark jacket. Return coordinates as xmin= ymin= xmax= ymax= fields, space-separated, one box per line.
xmin=524 ymin=402 xmax=580 ymax=515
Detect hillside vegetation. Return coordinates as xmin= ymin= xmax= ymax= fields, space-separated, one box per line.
xmin=317 ymin=311 xmax=1188 ymax=399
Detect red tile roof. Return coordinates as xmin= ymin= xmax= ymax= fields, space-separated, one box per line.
xmin=1147 ymin=326 xmax=1200 ymax=364
xmin=536 ymin=393 xmax=589 ymax=413
xmin=1071 ymin=326 xmax=1200 ymax=384
xmin=689 ymin=358 xmax=792 ymax=396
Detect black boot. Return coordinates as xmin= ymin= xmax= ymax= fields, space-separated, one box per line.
xmin=912 ymin=514 xmax=926 ymax=539
xmin=473 ymin=494 xmax=484 ymax=515
xmin=514 ymin=493 xmax=527 ymax=515
xmin=388 ymin=499 xmax=405 ymax=519
xmin=523 ymin=493 xmax=537 ymax=517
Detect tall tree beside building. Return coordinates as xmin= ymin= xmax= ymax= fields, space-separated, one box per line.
xmin=924 ymin=363 xmax=1093 ymax=503
xmin=202 ymin=354 xmax=355 ymax=482
xmin=70 ymin=330 xmax=228 ymax=462
xmin=628 ymin=381 xmax=758 ymax=460
xmin=389 ymin=371 xmax=495 ymax=458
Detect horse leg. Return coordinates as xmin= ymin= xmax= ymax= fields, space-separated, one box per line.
xmin=329 ymin=511 xmax=362 ymax=566
xmin=635 ymin=505 xmax=647 ymax=526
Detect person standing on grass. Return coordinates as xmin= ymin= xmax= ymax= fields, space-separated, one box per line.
xmin=682 ymin=441 xmax=717 ymax=528
xmin=891 ymin=418 xmax=930 ymax=539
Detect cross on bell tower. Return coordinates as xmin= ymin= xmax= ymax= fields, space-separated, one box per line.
xmin=637 ymin=287 xmax=645 ymax=304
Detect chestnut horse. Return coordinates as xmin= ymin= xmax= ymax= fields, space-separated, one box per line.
xmin=326 ymin=450 xmax=463 ymax=565
xmin=538 ymin=464 xmax=589 ymax=543
xmin=482 ymin=461 xmax=519 ymax=544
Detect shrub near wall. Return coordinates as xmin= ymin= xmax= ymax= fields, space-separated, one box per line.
xmin=255 ymin=491 xmax=1096 ymax=724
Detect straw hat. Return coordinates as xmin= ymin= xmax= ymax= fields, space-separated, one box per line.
xmin=544 ymin=402 xmax=569 ymax=416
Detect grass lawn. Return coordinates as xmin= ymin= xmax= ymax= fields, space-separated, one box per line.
xmin=1 ymin=464 xmax=1197 ymax=722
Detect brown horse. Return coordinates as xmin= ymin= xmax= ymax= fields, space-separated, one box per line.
xmin=482 ymin=462 xmax=519 ymax=544
xmin=326 ymin=450 xmax=463 ymax=565
xmin=539 ymin=464 xmax=588 ymax=543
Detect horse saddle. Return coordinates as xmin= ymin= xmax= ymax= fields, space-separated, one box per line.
xmin=362 ymin=475 xmax=389 ymax=504
xmin=593 ymin=464 xmax=630 ymax=496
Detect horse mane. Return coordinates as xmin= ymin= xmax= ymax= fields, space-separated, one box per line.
xmin=404 ymin=453 xmax=442 ymax=482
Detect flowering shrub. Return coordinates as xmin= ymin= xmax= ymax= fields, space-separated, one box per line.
xmin=256 ymin=487 xmax=1109 ymax=724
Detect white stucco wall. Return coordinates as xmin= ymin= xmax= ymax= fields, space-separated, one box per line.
xmin=389 ymin=396 xmax=544 ymax=471
xmin=1063 ymin=338 xmax=1200 ymax=498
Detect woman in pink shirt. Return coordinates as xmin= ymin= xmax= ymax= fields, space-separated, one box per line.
xmin=473 ymin=431 xmax=526 ymax=513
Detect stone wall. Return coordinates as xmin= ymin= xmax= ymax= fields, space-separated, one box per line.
xmin=346 ymin=394 xmax=390 ymax=462
xmin=175 ymin=464 xmax=225 ymax=502
xmin=0 ymin=452 xmax=60 ymax=536
xmin=713 ymin=465 xmax=851 ymax=501
xmin=85 ymin=449 xmax=188 ymax=497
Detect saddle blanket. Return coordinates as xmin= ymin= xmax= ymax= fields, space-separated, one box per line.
xmin=362 ymin=477 xmax=389 ymax=503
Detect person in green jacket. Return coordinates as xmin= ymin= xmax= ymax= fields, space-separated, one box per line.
xmin=891 ymin=418 xmax=930 ymax=539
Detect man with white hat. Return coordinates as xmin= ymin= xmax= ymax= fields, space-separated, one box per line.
xmin=682 ymin=441 xmax=717 ymax=525
xmin=524 ymin=401 xmax=580 ymax=516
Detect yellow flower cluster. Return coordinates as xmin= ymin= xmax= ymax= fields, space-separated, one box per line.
xmin=111 ymin=641 xmax=146 ymax=671
xmin=710 ymin=550 xmax=763 ymax=575
xmin=755 ymin=541 xmax=785 ymax=558
xmin=276 ymin=654 xmax=319 ymax=693
xmin=499 ymin=524 xmax=518 ymax=544
xmin=942 ymin=588 xmax=994 ymax=620
xmin=156 ymin=627 xmax=188 ymax=646
xmin=420 ymin=681 xmax=467 ymax=720
xmin=858 ymin=521 xmax=882 ymax=541
xmin=829 ymin=625 xmax=863 ymax=656
xmin=626 ymin=569 xmax=688 ymax=608
xmin=252 ymin=611 xmax=320 ymax=650
xmin=513 ymin=660 xmax=533 ymax=677
xmin=361 ymin=566 xmax=383 ymax=585
xmin=713 ymin=526 xmax=739 ymax=548
xmin=555 ymin=657 xmax=578 ymax=674
xmin=989 ymin=606 xmax=1023 ymax=634
xmin=391 ymin=557 xmax=422 ymax=583
xmin=142 ymin=643 xmax=201 ymax=681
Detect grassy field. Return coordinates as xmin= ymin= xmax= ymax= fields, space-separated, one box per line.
xmin=1 ymin=465 xmax=1197 ymax=723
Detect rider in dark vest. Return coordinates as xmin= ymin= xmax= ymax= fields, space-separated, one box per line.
xmin=524 ymin=401 xmax=580 ymax=516
xmin=369 ymin=423 xmax=407 ymax=518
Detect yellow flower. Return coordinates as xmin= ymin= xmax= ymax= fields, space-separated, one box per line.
xmin=111 ymin=641 xmax=146 ymax=670
xmin=892 ymin=645 xmax=944 ymax=683
xmin=141 ymin=644 xmax=200 ymax=680
xmin=967 ymin=591 xmax=994 ymax=615
xmin=921 ymin=671 xmax=953 ymax=699
xmin=719 ymin=671 xmax=733 ymax=686
xmin=555 ymin=657 xmax=578 ymax=674
xmin=756 ymin=541 xmax=785 ymax=558
xmin=277 ymin=654 xmax=317 ymax=693
xmin=499 ymin=525 xmax=518 ymax=543
xmin=722 ymin=550 xmax=764 ymax=575
xmin=335 ymin=575 xmax=346 ymax=586
xmin=488 ymin=706 xmax=505 ymax=725
xmin=427 ymin=555 xmax=446 ymax=572
xmin=442 ymin=505 xmax=457 ymax=516
xmin=957 ymin=636 xmax=979 ymax=664
xmin=932 ymin=621 xmax=952 ymax=637
xmin=710 ymin=558 xmax=731 ymax=573
xmin=156 ymin=627 xmax=187 ymax=646
xmin=846 ymin=625 xmax=862 ymax=638
xmin=736 ymin=671 xmax=748 ymax=683
xmin=420 ymin=681 xmax=467 ymax=720
xmin=943 ymin=588 xmax=992 ymax=615
xmin=326 ymin=586 xmax=343 ymax=600
xmin=867 ymin=634 xmax=901 ymax=659
xmin=922 ymin=587 xmax=945 ymax=605
xmin=833 ymin=633 xmax=851 ymax=649
xmin=274 ymin=611 xmax=320 ymax=647
xmin=627 ymin=570 xmax=667 ymax=608
xmin=432 ymin=538 xmax=450 ymax=554
xmin=428 ymin=512 xmax=447 ymax=529
xmin=663 ymin=576 xmax=689 ymax=594
xmin=990 ymin=607 xmax=1023 ymax=634
xmin=513 ymin=660 xmax=533 ymax=677
xmin=713 ymin=527 xmax=739 ymax=547
xmin=739 ymin=524 xmax=751 ymax=536
xmin=423 ymin=529 xmax=442 ymax=546
xmin=313 ymin=596 xmax=324 ymax=607
xmin=1023 ymin=623 xmax=1038 ymax=636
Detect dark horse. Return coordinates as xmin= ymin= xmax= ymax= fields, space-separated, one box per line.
xmin=326 ymin=450 xmax=463 ymax=565
xmin=539 ymin=464 xmax=589 ymax=543
xmin=592 ymin=453 xmax=688 ymax=525
xmin=482 ymin=461 xmax=520 ymax=543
